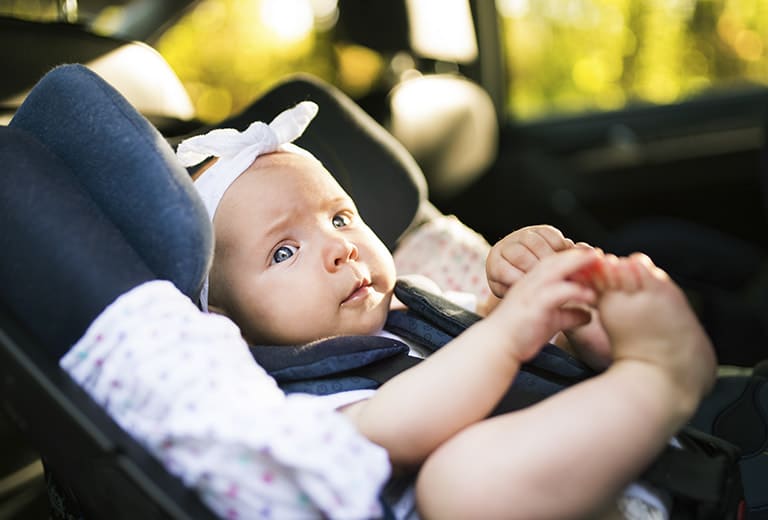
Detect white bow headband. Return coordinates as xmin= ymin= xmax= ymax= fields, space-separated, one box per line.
xmin=176 ymin=100 xmax=319 ymax=311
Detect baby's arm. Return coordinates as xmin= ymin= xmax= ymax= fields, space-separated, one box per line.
xmin=342 ymin=248 xmax=601 ymax=468
xmin=415 ymin=254 xmax=717 ymax=519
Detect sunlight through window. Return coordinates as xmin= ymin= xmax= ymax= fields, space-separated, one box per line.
xmin=260 ymin=0 xmax=314 ymax=43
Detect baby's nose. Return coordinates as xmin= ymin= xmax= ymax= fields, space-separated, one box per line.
xmin=325 ymin=237 xmax=359 ymax=271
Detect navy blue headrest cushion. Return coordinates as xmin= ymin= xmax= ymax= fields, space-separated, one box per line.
xmin=10 ymin=64 xmax=212 ymax=299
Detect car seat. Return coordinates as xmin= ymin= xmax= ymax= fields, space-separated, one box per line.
xmin=0 ymin=64 xmax=216 ymax=519
xmin=0 ymin=63 xmax=433 ymax=519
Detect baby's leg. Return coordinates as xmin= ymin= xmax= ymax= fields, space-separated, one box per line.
xmin=0 ymin=129 xmax=154 ymax=357
xmin=414 ymin=255 xmax=718 ymax=520
xmin=414 ymin=410 xmax=627 ymax=519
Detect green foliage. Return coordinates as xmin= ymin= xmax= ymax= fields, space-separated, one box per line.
xmin=155 ymin=0 xmax=336 ymax=123
xmin=4 ymin=0 xmax=767 ymax=122
xmin=497 ymin=0 xmax=768 ymax=120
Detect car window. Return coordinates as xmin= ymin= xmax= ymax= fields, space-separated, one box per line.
xmin=5 ymin=0 xmax=766 ymax=127
xmin=154 ymin=0 xmax=348 ymax=122
xmin=496 ymin=0 xmax=768 ymax=121
xmin=151 ymin=0 xmax=768 ymax=126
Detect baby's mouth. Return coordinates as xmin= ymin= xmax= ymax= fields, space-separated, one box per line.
xmin=342 ymin=278 xmax=373 ymax=306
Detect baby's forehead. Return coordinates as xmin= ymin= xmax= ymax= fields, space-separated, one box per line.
xmin=251 ymin=150 xmax=320 ymax=172
xmin=246 ymin=152 xmax=350 ymax=197
xmin=215 ymin=153 xmax=358 ymax=248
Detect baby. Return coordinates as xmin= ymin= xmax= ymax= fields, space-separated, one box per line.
xmin=178 ymin=102 xmax=717 ymax=518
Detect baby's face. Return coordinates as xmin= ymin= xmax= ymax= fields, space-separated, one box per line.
xmin=209 ymin=152 xmax=397 ymax=345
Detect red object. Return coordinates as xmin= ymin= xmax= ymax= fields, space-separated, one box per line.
xmin=737 ymin=498 xmax=746 ymax=520
xmin=568 ymin=259 xmax=604 ymax=287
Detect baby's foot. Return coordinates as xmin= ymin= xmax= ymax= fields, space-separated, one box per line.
xmin=597 ymin=254 xmax=717 ymax=403
xmin=563 ymin=255 xmax=622 ymax=370
xmin=563 ymin=313 xmax=612 ymax=370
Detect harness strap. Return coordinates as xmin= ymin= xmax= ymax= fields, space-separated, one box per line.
xmin=647 ymin=428 xmax=744 ymax=520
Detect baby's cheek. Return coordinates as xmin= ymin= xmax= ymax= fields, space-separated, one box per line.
xmin=250 ymin=298 xmax=325 ymax=345
xmin=353 ymin=294 xmax=391 ymax=336
xmin=374 ymin=294 xmax=393 ymax=329
xmin=380 ymin=258 xmax=398 ymax=289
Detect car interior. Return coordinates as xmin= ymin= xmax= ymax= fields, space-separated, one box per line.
xmin=1 ymin=0 xmax=768 ymax=518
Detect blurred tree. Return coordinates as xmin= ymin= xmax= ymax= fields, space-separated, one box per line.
xmin=6 ymin=0 xmax=764 ymax=123
xmin=496 ymin=0 xmax=768 ymax=120
xmin=154 ymin=0 xmax=389 ymax=123
xmin=155 ymin=0 xmax=338 ymax=122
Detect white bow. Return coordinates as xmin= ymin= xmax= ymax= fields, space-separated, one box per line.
xmin=177 ymin=100 xmax=319 ymax=221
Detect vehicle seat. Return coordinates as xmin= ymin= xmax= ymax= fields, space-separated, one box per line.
xmin=1 ymin=63 xmax=218 ymax=519
xmin=0 ymin=63 xmax=434 ymax=519
xmin=0 ymin=17 xmax=196 ymax=133
xmin=388 ymin=73 xmax=499 ymax=200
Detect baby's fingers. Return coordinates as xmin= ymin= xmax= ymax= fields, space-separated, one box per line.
xmin=534 ymin=247 xmax=604 ymax=286
xmin=520 ymin=225 xmax=574 ymax=254
xmin=493 ymin=226 xmax=572 ymax=270
xmin=486 ymin=248 xmax=526 ymax=295
xmin=487 ymin=240 xmax=538 ymax=286
xmin=520 ymin=249 xmax=604 ymax=306
xmin=508 ymin=225 xmax=574 ymax=262
xmin=556 ymin=306 xmax=593 ymax=331
xmin=487 ymin=226 xmax=577 ymax=297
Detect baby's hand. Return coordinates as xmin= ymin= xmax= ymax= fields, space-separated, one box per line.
xmin=485 ymin=248 xmax=602 ymax=363
xmin=486 ymin=225 xmax=577 ymax=298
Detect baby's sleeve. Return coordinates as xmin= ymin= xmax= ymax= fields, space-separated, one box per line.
xmin=60 ymin=280 xmax=390 ymax=520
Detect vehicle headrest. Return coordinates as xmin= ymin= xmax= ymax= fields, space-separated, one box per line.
xmin=389 ymin=74 xmax=499 ymax=199
xmin=198 ymin=73 xmax=428 ymax=250
xmin=9 ymin=64 xmax=212 ymax=299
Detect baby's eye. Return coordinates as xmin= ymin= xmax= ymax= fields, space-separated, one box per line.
xmin=332 ymin=213 xmax=351 ymax=228
xmin=271 ymin=244 xmax=297 ymax=264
